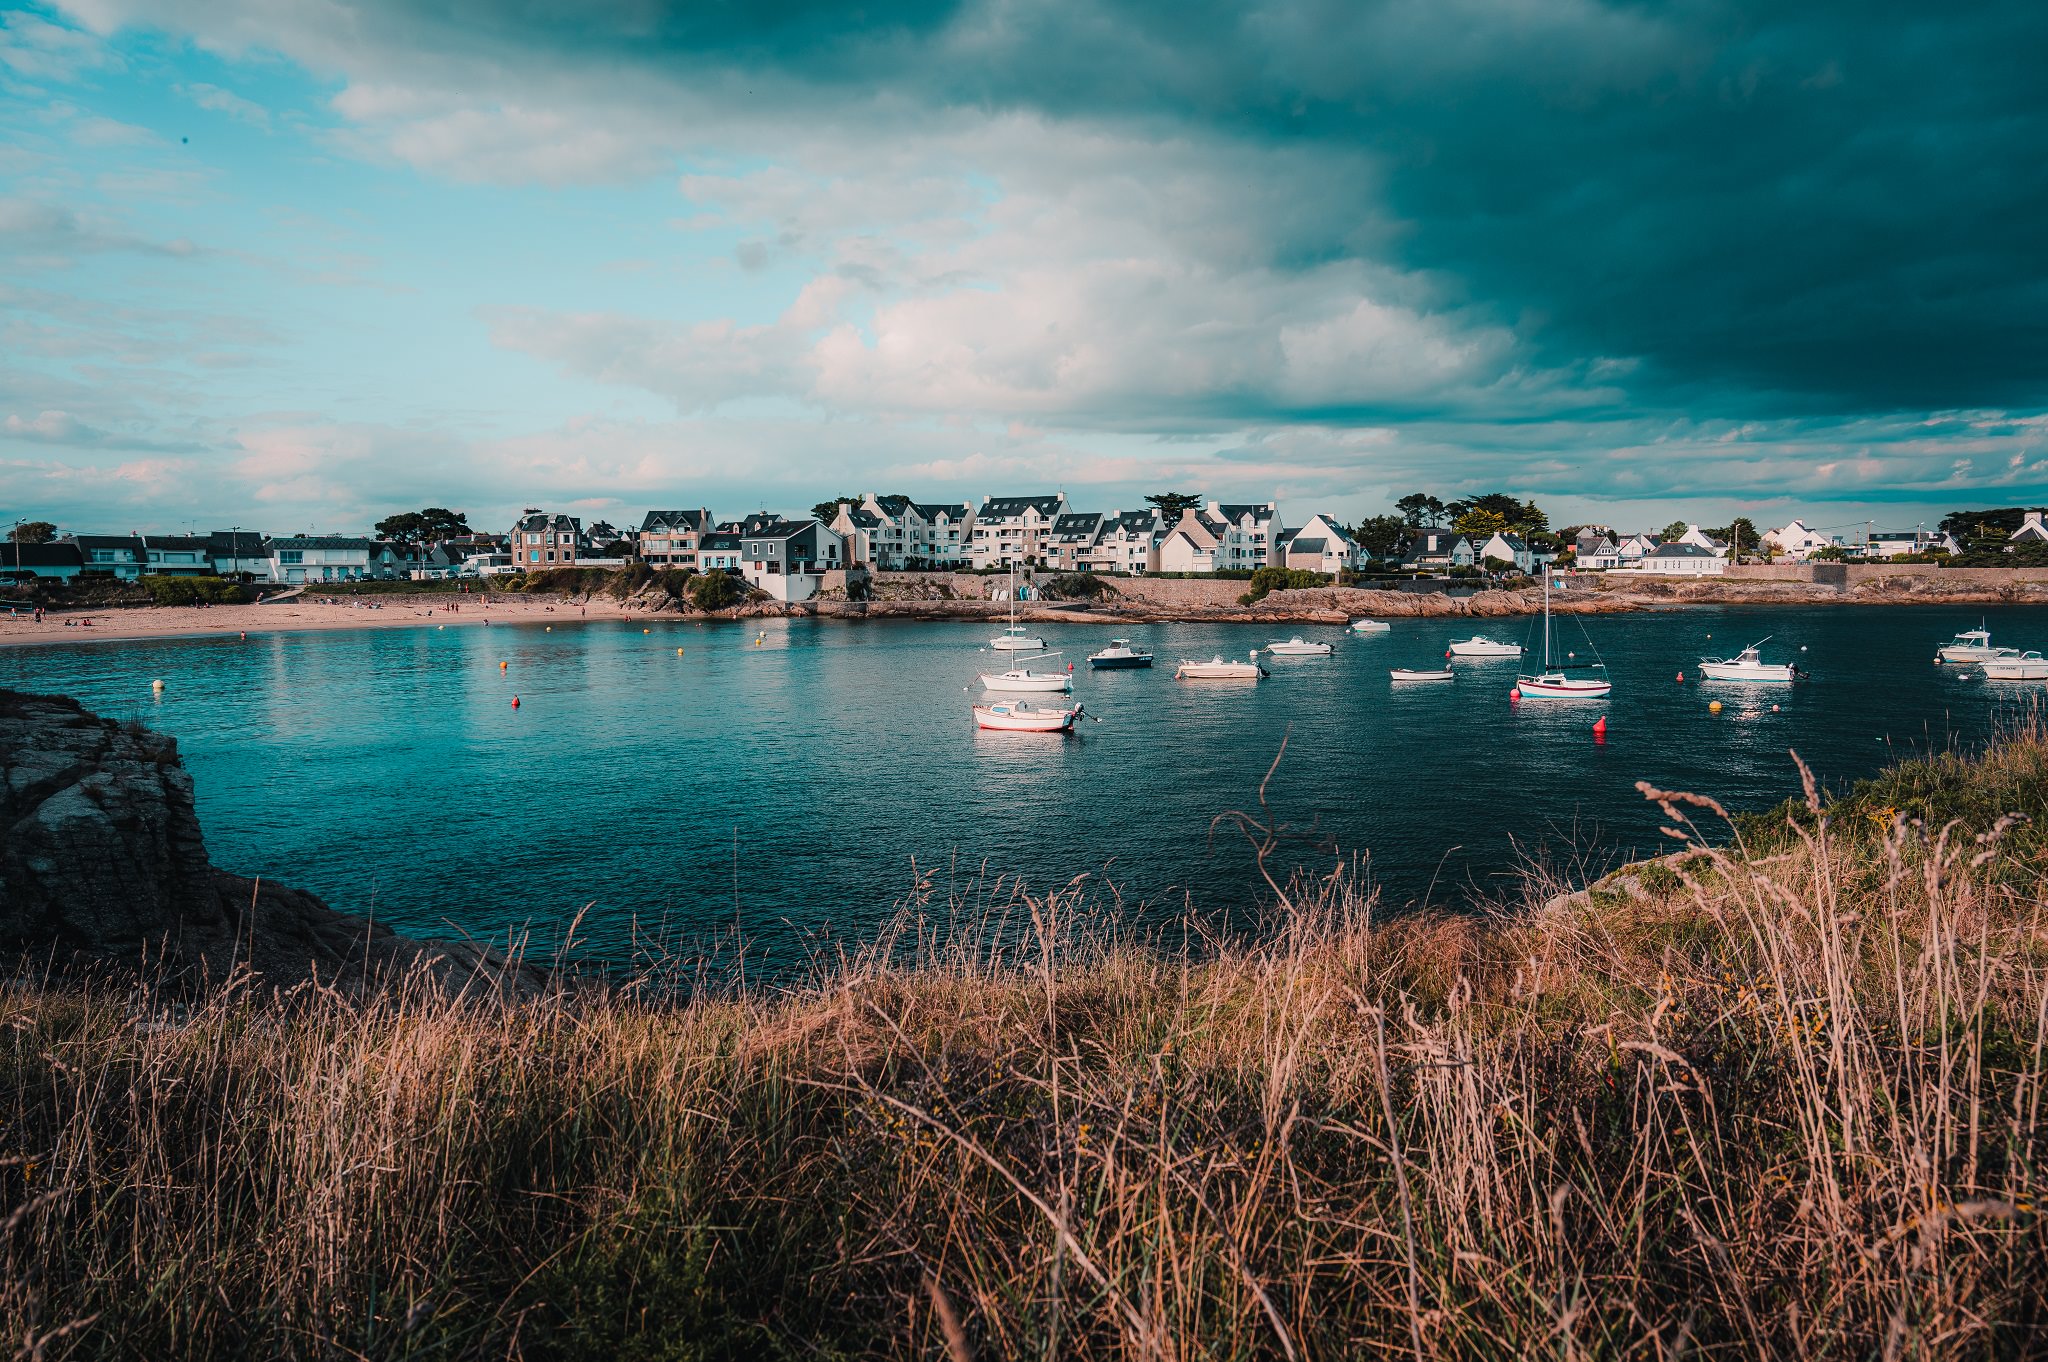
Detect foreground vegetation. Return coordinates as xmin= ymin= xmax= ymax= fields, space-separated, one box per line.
xmin=4 ymin=732 xmax=2047 ymax=1358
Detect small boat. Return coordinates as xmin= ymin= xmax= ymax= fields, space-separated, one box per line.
xmin=1088 ymin=639 xmax=1153 ymax=669
xmin=980 ymin=653 xmax=1073 ymax=692
xmin=1516 ymin=574 xmax=1611 ymax=699
xmin=1937 ymin=627 xmax=2016 ymax=664
xmin=1448 ymin=636 xmax=1523 ymax=658
xmin=973 ymin=700 xmax=1083 ymax=732
xmin=989 ymin=565 xmax=1046 ymax=650
xmin=1980 ymin=650 xmax=2048 ymax=680
xmin=1176 ymin=653 xmax=1267 ymax=680
xmin=1698 ymin=637 xmax=1800 ymax=683
xmin=1390 ymin=667 xmax=1454 ymax=681
xmin=1265 ymin=637 xmax=1334 ymax=656
xmin=1349 ymin=618 xmax=1392 ymax=633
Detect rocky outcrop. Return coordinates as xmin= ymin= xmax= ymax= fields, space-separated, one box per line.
xmin=1 ymin=689 xmax=537 ymax=994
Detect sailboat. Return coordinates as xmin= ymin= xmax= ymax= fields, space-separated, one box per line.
xmin=980 ymin=652 xmax=1073 ymax=692
xmin=989 ymin=564 xmax=1046 ymax=651
xmin=1516 ymin=573 xmax=1611 ymax=699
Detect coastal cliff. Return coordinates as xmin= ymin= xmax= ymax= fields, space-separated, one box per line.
xmin=0 ymin=688 xmax=530 ymax=993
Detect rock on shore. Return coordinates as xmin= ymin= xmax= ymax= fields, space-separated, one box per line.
xmin=0 ymin=689 xmax=533 ymax=993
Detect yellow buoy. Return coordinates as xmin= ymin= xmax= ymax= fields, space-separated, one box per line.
xmin=1708 ymin=700 xmax=1723 ymax=713
xmin=677 ymin=647 xmax=684 ymax=655
xmin=546 ymin=626 xmax=552 ymax=632
xmin=151 ymin=678 xmax=165 ymax=693
xmin=500 ymin=661 xmax=508 ymax=670
xmin=643 ymin=628 xmax=650 ymax=634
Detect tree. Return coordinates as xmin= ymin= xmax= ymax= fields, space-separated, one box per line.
xmin=1351 ymin=514 xmax=1406 ymax=560
xmin=597 ymin=539 xmax=634 ymax=558
xmin=1517 ymin=500 xmax=1549 ymax=534
xmin=1453 ymin=507 xmax=1509 ymax=536
xmin=1661 ymin=521 xmax=1689 ymax=541
xmin=1145 ymin=492 xmax=1202 ymax=523
xmin=375 ymin=508 xmax=470 ymax=547
xmin=1482 ymin=555 xmax=1514 ymax=575
xmin=1394 ymin=493 xmax=1444 ymax=527
xmin=1939 ymin=507 xmax=2043 ymax=548
xmin=7 ymin=521 xmax=56 ymax=544
xmin=1707 ymin=517 xmax=1760 ymax=556
xmin=811 ymin=496 xmax=859 ymax=524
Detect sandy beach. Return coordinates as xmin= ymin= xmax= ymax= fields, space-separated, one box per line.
xmin=0 ymin=595 xmax=645 ymax=648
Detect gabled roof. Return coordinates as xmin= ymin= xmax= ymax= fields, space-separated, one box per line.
xmin=1288 ymin=537 xmax=1327 ymax=555
xmin=68 ymin=534 xmax=143 ymax=553
xmin=1484 ymin=533 xmax=1530 ymax=552
xmin=979 ymin=494 xmax=1064 ymax=519
xmin=1051 ymin=512 xmax=1104 ymax=538
xmin=1644 ymin=542 xmax=1721 ymax=558
xmin=912 ymin=501 xmax=970 ymax=521
xmin=142 ymin=535 xmax=210 ymax=553
xmin=207 ymin=531 xmax=266 ymax=556
xmin=745 ymin=519 xmax=819 ymax=541
xmin=1104 ymin=510 xmax=1159 ymax=535
xmin=1216 ymin=502 xmax=1276 ymax=525
xmin=513 ymin=512 xmax=581 ymax=533
xmin=873 ymin=494 xmax=912 ymax=517
xmin=699 ymin=531 xmax=741 ymax=549
xmin=846 ymin=508 xmax=882 ymax=528
xmin=639 ymin=509 xmax=712 ymax=533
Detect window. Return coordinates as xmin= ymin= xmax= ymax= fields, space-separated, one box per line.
xmin=279 ymin=550 xmax=304 ymax=565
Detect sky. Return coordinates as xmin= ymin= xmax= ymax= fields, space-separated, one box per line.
xmin=2 ymin=0 xmax=2046 ymax=539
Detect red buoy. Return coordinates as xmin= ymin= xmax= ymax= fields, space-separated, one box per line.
xmin=1509 ymin=686 xmax=1522 ymax=700
xmin=511 ymin=696 xmax=521 ymax=709
xmin=1593 ymin=715 xmax=1608 ymax=735
xmin=1675 ymin=671 xmax=1684 ymax=682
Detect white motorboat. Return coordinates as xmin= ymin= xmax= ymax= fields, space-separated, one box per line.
xmin=1087 ymin=639 xmax=1153 ymax=669
xmin=989 ymin=565 xmax=1046 ymax=650
xmin=1937 ymin=627 xmax=2016 ymax=663
xmin=1447 ymin=636 xmax=1523 ymax=658
xmin=980 ymin=653 xmax=1073 ymax=692
xmin=1699 ymin=637 xmax=1800 ymax=683
xmin=1265 ymin=637 xmax=1334 ymax=656
xmin=1390 ymin=667 xmax=1454 ymax=681
xmin=973 ymin=700 xmax=1083 ymax=732
xmin=1980 ymin=650 xmax=2048 ymax=680
xmin=1516 ymin=574 xmax=1611 ymax=699
xmin=1349 ymin=618 xmax=1392 ymax=633
xmin=1175 ymin=653 xmax=1267 ymax=680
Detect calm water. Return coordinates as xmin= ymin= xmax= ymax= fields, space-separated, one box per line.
xmin=7 ymin=605 xmax=2046 ymax=955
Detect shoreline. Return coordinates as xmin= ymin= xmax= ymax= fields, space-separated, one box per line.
xmin=6 ymin=575 xmax=2048 ymax=649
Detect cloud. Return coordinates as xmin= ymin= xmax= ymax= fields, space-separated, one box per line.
xmin=4 ymin=408 xmax=105 ymax=442
xmin=174 ymin=81 xmax=270 ymax=126
xmin=0 ymin=196 xmax=198 ymax=258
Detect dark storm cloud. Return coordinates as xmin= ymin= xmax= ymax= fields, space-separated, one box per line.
xmin=311 ymin=0 xmax=2048 ymax=417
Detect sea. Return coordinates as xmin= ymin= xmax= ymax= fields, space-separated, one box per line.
xmin=7 ymin=603 xmax=2045 ymax=960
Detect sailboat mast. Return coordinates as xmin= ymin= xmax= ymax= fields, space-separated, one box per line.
xmin=1542 ymin=570 xmax=1552 ymax=670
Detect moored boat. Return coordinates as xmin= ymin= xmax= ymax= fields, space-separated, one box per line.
xmin=1176 ymin=653 xmax=1267 ymax=680
xmin=1265 ymin=637 xmax=1334 ymax=656
xmin=1698 ymin=637 xmax=1800 ymax=683
xmin=1448 ymin=636 xmax=1523 ymax=658
xmin=980 ymin=653 xmax=1073 ymax=692
xmin=1515 ymin=574 xmax=1610 ymax=699
xmin=989 ymin=565 xmax=1046 ymax=650
xmin=1979 ymin=650 xmax=2048 ymax=680
xmin=1087 ymin=639 xmax=1153 ymax=669
xmin=1937 ymin=627 xmax=2016 ymax=664
xmin=1390 ymin=666 xmax=1454 ymax=681
xmin=1349 ymin=618 xmax=1392 ymax=633
xmin=973 ymin=700 xmax=1084 ymax=732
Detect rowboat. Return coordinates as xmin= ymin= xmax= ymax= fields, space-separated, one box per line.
xmin=1265 ymin=637 xmax=1334 ymax=656
xmin=1979 ymin=650 xmax=2048 ymax=680
xmin=1448 ymin=636 xmax=1522 ymax=658
xmin=1087 ymin=639 xmax=1153 ymax=669
xmin=1176 ymin=653 xmax=1267 ymax=680
xmin=1390 ymin=667 xmax=1454 ymax=681
xmin=1698 ymin=637 xmax=1800 ymax=683
xmin=973 ymin=700 xmax=1083 ymax=732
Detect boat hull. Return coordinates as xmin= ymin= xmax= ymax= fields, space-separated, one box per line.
xmin=980 ymin=672 xmax=1073 ymax=692
xmin=1448 ymin=641 xmax=1522 ymax=657
xmin=1939 ymin=646 xmax=2014 ymax=663
xmin=1698 ymin=662 xmax=1797 ymax=683
xmin=1266 ymin=643 xmax=1333 ymax=656
xmin=973 ymin=703 xmax=1080 ymax=732
xmin=1088 ymin=654 xmax=1152 ymax=669
xmin=1390 ymin=668 xmax=1453 ymax=681
xmin=990 ymin=636 xmax=1047 ymax=651
xmin=1350 ymin=620 xmax=1391 ymax=633
xmin=1980 ymin=660 xmax=2048 ymax=680
xmin=1176 ymin=662 xmax=1265 ymax=679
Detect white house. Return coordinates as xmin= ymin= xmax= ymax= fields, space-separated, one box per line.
xmin=740 ymin=519 xmax=847 ymax=602
xmin=1285 ymin=513 xmax=1361 ymax=573
xmin=698 ymin=531 xmax=743 ymax=570
xmin=1864 ymin=529 xmax=1963 ymax=558
xmin=1573 ymin=532 xmax=1620 ymax=569
xmin=970 ymin=494 xmax=1067 ymax=568
xmin=1475 ymin=531 xmax=1535 ymax=573
xmin=1158 ymin=507 xmax=1265 ymax=573
xmin=3 ymin=542 xmax=84 ymax=580
xmin=1400 ymin=530 xmax=1475 ymax=572
xmin=2009 ymin=510 xmax=2048 ymax=546
xmin=207 ymin=531 xmax=271 ymax=579
xmin=1631 ymin=543 xmax=1728 ymax=576
xmin=911 ymin=501 xmax=973 ymax=567
xmin=68 ymin=535 xmax=146 ymax=579
xmin=1209 ymin=502 xmax=1283 ymax=567
xmin=1043 ymin=512 xmax=1107 ymax=571
xmin=1615 ymin=532 xmax=1661 ymax=566
xmin=1673 ymin=524 xmax=1729 ymax=554
xmin=139 ymin=534 xmax=214 ymax=577
xmin=1083 ymin=510 xmax=1162 ymax=574
xmin=1762 ymin=519 xmax=1837 ymax=561
xmin=267 ymin=536 xmax=379 ymax=584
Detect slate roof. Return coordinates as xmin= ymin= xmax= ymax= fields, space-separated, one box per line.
xmin=699 ymin=531 xmax=741 ymax=550
xmin=639 ymin=509 xmax=712 ymax=533
xmin=979 ymin=495 xmax=1064 ymax=520
xmin=1288 ymin=537 xmax=1327 ymax=555
xmin=1103 ymin=511 xmax=1159 ymax=535
xmin=513 ymin=512 xmax=581 ymax=533
xmin=1051 ymin=512 xmax=1104 ymax=539
xmin=68 ymin=535 xmax=143 ymax=554
xmin=206 ymin=531 xmax=266 ymax=556
xmin=142 ymin=535 xmax=210 ymax=553
xmin=1643 ymin=542 xmax=1722 ymax=559
xmin=913 ymin=501 xmax=969 ymax=521
xmin=846 ymin=508 xmax=882 ymax=528
xmin=1216 ymin=503 xmax=1277 ymax=524
xmin=873 ymin=495 xmax=912 ymax=517
xmin=3 ymin=543 xmax=83 ymax=568
xmin=746 ymin=520 xmax=817 ymax=541
xmin=268 ymin=536 xmax=378 ymax=550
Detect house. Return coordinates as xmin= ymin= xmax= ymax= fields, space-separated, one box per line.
xmin=139 ymin=534 xmax=214 ymax=577
xmin=1864 ymin=529 xmax=1963 ymax=558
xmin=1573 ymin=532 xmax=1620 ymax=570
xmin=1400 ymin=530 xmax=1474 ymax=572
xmin=1044 ymin=512 xmax=1107 ymax=571
xmin=509 ymin=511 xmax=584 ymax=568
xmin=1615 ymin=532 xmax=1661 ymax=566
xmin=266 ymin=536 xmax=379 ymax=584
xmin=830 ymin=503 xmax=885 ymax=567
xmin=1 ymin=541 xmax=84 ymax=580
xmin=911 ymin=502 xmax=973 ymax=568
xmin=970 ymin=494 xmax=1068 ymax=568
xmin=2010 ymin=510 xmax=2048 ymax=546
xmin=67 ymin=534 xmax=145 ymax=579
xmin=1284 ymin=514 xmax=1360 ymax=574
xmin=1475 ymin=531 xmax=1534 ymax=573
xmin=1672 ymin=524 xmax=1728 ymax=554
xmin=1211 ymin=502 xmax=1283 ymax=567
xmin=1082 ymin=510 xmax=1162 ymax=575
xmin=638 ymin=510 xmax=715 ymax=568
xmin=831 ymin=494 xmax=959 ymax=570
xmin=740 ymin=519 xmax=848 ymax=602
xmin=698 ymin=531 xmax=743 ymax=571
xmin=1157 ymin=507 xmax=1251 ymax=573
xmin=207 ymin=531 xmax=270 ymax=580
xmin=1631 ymin=543 xmax=1728 ymax=576
xmin=1761 ymin=519 xmax=1836 ymax=561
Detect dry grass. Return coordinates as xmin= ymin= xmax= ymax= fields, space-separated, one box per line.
xmin=4 ymin=734 xmax=2047 ymax=1359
